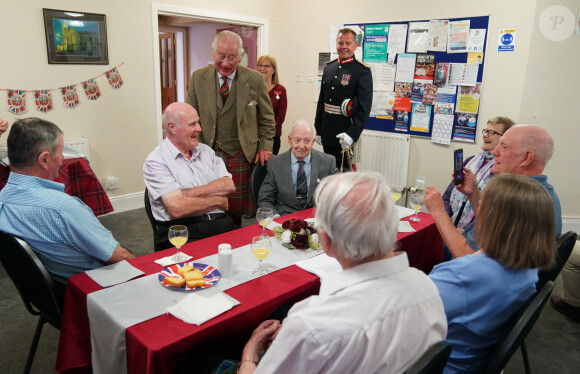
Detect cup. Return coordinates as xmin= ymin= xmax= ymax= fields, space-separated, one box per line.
xmin=218 ymin=243 xmax=233 ymax=277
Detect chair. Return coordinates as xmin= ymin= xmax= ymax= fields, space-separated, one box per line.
xmin=0 ymin=232 xmax=62 ymax=374
xmin=404 ymin=341 xmax=451 ymax=374
xmin=483 ymin=281 xmax=555 ymax=374
xmin=144 ymin=187 xmax=163 ymax=252
xmin=536 ymin=231 xmax=577 ymax=290
xmin=250 ymin=161 xmax=268 ymax=205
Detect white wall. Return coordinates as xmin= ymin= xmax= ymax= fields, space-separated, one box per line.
xmin=1 ymin=0 xmax=578 ymax=222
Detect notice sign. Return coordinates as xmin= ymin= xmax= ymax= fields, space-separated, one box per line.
xmin=498 ymin=29 xmax=516 ymax=52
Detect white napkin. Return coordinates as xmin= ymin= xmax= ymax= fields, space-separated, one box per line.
xmin=85 ymin=260 xmax=145 ymax=288
xmin=265 ymin=220 xmax=282 ymax=231
xmin=166 ymin=289 xmax=239 ymax=325
xmin=296 ymin=253 xmax=342 ymax=277
xmin=154 ymin=254 xmax=193 ymax=267
xmin=398 ymin=221 xmax=416 ymax=233
xmin=396 ymin=206 xmax=417 ymax=220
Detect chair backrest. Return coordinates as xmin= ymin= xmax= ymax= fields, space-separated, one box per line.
xmin=483 ymin=281 xmax=555 ymax=374
xmin=250 ymin=161 xmax=268 ymax=205
xmin=0 ymin=231 xmax=62 ymax=329
xmin=404 ymin=341 xmax=451 ymax=374
xmin=144 ymin=187 xmax=162 ymax=251
xmin=537 ymin=231 xmax=577 ymax=290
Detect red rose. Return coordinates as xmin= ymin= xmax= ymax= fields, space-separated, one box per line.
xmin=291 ymin=233 xmax=309 ymax=249
xmin=289 ymin=219 xmax=308 ymax=232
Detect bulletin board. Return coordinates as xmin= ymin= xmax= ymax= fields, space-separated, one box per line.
xmin=344 ymin=15 xmax=489 ymax=144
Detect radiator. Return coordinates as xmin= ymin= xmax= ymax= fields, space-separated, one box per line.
xmin=311 ymin=130 xmax=410 ymax=189
xmin=0 ymin=137 xmax=90 ymax=162
xmin=354 ymin=130 xmax=410 ymax=190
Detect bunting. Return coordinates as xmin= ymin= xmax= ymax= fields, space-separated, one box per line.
xmin=7 ymin=89 xmax=27 ymax=114
xmin=34 ymin=89 xmax=53 ymax=113
xmin=2 ymin=63 xmax=124 ymax=114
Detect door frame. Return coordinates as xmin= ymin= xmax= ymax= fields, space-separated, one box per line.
xmin=151 ymin=3 xmax=270 ymax=142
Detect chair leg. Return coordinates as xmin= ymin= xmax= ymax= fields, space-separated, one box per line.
xmin=24 ymin=315 xmax=46 ymax=374
xmin=521 ymin=341 xmax=531 ymax=374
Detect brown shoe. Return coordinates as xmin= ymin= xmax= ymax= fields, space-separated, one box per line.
xmin=550 ymin=295 xmax=580 ymax=322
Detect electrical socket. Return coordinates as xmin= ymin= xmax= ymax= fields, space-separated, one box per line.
xmin=415 ymin=176 xmax=425 ymax=190
xmin=105 ymin=176 xmax=120 ymax=190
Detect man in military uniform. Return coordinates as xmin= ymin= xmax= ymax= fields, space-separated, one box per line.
xmin=314 ymin=28 xmax=373 ymax=171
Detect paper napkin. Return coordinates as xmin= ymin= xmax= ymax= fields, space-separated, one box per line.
xmin=154 ymin=254 xmax=193 ymax=267
xmin=85 ymin=260 xmax=145 ymax=288
xmin=166 ymin=290 xmax=240 ymax=325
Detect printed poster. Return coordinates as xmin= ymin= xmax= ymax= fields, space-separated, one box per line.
xmin=363 ymin=24 xmax=389 ymax=63
xmin=394 ymin=82 xmax=412 ymax=112
xmin=433 ymin=63 xmax=449 ymax=86
xmin=410 ymin=102 xmax=431 ymax=132
xmin=414 ymin=54 xmax=435 ymax=81
xmin=394 ymin=53 xmax=416 ymax=83
xmin=454 ymin=113 xmax=477 ymax=142
xmin=370 ymin=63 xmax=395 ymax=91
xmin=448 ymin=20 xmax=470 ymax=53
xmin=387 ymin=24 xmax=408 ymax=55
xmin=375 ymin=91 xmax=395 ymax=120
xmin=436 ymin=85 xmax=457 ymax=104
xmin=422 ymin=84 xmax=438 ymax=105
xmin=427 ymin=20 xmax=449 ymax=52
xmin=395 ymin=111 xmax=410 ymax=132
xmin=467 ymin=52 xmax=484 ymax=65
xmin=467 ymin=29 xmax=486 ymax=52
xmin=411 ymin=80 xmax=430 ymax=103
xmin=456 ymin=83 xmax=481 ymax=114
xmin=431 ymin=113 xmax=454 ymax=145
xmin=407 ymin=22 xmax=429 ymax=53
xmin=498 ymin=29 xmax=516 ymax=52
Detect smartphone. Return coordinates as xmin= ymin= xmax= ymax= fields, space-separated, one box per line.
xmin=453 ymin=149 xmax=464 ymax=185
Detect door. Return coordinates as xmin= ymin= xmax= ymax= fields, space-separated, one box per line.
xmin=159 ymin=32 xmax=176 ymax=111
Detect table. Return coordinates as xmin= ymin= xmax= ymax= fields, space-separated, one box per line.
xmin=0 ymin=157 xmax=113 ymax=216
xmin=56 ymin=208 xmax=442 ymax=374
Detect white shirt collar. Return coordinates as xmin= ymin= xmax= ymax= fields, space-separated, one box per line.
xmin=217 ymin=70 xmax=236 ymax=83
xmin=290 ymin=152 xmax=312 ymax=165
xmin=320 ymin=252 xmax=410 ymax=296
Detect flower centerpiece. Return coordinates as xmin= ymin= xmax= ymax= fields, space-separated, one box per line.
xmin=272 ymin=219 xmax=320 ymax=250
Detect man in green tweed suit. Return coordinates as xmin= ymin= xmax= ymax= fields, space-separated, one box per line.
xmin=186 ymin=30 xmax=275 ymax=225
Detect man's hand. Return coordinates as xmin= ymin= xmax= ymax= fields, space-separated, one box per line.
xmin=0 ymin=120 xmax=8 ymax=136
xmin=254 ymin=150 xmax=273 ymax=166
xmin=336 ymin=132 xmax=353 ymax=149
xmin=239 ymin=320 xmax=282 ymax=373
xmin=423 ymin=185 xmax=446 ymax=216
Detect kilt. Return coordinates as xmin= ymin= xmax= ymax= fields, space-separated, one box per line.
xmin=218 ymin=150 xmax=255 ymax=216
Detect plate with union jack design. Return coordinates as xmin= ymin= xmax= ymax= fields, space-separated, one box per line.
xmin=158 ymin=262 xmax=221 ymax=291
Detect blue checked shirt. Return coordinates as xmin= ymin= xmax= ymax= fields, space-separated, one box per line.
xmin=143 ymin=139 xmax=232 ymax=221
xmin=0 ymin=173 xmax=119 ymax=284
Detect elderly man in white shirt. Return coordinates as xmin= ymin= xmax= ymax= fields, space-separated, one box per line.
xmin=143 ymin=102 xmax=236 ymax=250
xmin=237 ymin=171 xmax=447 ymax=374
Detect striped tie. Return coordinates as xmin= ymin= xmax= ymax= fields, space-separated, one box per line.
xmin=219 ymin=76 xmax=229 ymax=103
xmin=296 ymin=161 xmax=308 ymax=208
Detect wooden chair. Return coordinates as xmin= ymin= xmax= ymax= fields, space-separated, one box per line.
xmin=0 ymin=232 xmax=62 ymax=374
xmin=484 ymin=281 xmax=555 ymax=374
xmin=404 ymin=341 xmax=451 ymax=374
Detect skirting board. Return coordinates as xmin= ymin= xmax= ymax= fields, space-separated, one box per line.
xmin=562 ymin=219 xmax=580 ymax=235
xmin=103 ymin=191 xmax=144 ymax=215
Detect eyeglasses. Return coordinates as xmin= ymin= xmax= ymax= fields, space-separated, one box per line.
xmin=257 ymin=64 xmax=272 ymax=69
xmin=217 ymin=54 xmax=239 ymax=62
xmin=482 ymin=129 xmax=503 ymax=137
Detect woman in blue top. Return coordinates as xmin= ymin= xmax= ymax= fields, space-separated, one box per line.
xmin=430 ymin=174 xmax=556 ymax=374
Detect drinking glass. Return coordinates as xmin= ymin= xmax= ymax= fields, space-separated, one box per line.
xmin=251 ymin=236 xmax=271 ymax=275
xmin=391 ymin=187 xmax=402 ymax=204
xmin=409 ymin=194 xmax=424 ymax=222
xmin=256 ymin=207 xmax=274 ymax=236
xmin=168 ymin=225 xmax=189 ymax=262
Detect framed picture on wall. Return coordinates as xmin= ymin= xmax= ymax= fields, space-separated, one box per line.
xmin=43 ymin=8 xmax=109 ymax=64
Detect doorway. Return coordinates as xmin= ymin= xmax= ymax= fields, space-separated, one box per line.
xmin=151 ymin=3 xmax=270 ymax=142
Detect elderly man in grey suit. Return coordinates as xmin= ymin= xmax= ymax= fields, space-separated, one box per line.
xmin=258 ymin=119 xmax=338 ymax=216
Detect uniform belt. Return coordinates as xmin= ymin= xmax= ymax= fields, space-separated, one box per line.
xmin=324 ymin=103 xmax=343 ymax=115
xmin=158 ymin=213 xmax=226 ymax=226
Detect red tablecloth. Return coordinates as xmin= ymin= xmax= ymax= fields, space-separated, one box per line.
xmin=0 ymin=158 xmax=113 ymax=216
xmin=56 ymin=209 xmax=442 ymax=374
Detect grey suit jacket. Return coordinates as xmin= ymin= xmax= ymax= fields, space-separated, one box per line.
xmin=186 ymin=65 xmax=275 ymax=163
xmin=258 ymin=149 xmax=339 ymax=216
